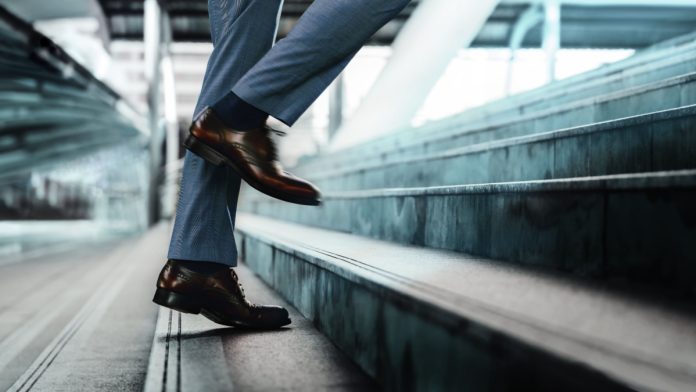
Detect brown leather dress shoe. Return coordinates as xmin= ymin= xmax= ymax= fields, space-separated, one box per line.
xmin=183 ymin=108 xmax=321 ymax=206
xmin=152 ymin=260 xmax=291 ymax=329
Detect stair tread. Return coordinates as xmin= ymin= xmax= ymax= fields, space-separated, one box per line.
xmin=295 ymin=71 xmax=696 ymax=172
xmin=306 ymin=105 xmax=696 ymax=179
xmin=245 ymin=169 xmax=696 ymax=201
xmin=237 ymin=213 xmax=696 ymax=390
xmin=144 ymin=263 xmax=375 ymax=392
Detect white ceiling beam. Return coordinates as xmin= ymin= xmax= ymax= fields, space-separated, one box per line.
xmin=501 ymin=0 xmax=696 ymax=6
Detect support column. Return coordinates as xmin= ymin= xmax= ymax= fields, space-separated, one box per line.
xmin=331 ymin=0 xmax=501 ymax=150
xmin=543 ymin=0 xmax=561 ymax=83
xmin=144 ymin=0 xmax=164 ymax=224
xmin=160 ymin=11 xmax=179 ymax=219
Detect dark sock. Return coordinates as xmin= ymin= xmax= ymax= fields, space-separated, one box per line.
xmin=210 ymin=91 xmax=269 ymax=130
xmin=171 ymin=259 xmax=229 ymax=274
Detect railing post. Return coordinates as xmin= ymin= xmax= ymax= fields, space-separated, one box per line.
xmin=505 ymin=2 xmax=544 ymax=96
xmin=543 ymin=0 xmax=561 ymax=83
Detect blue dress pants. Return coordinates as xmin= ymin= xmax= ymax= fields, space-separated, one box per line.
xmin=168 ymin=0 xmax=411 ymax=266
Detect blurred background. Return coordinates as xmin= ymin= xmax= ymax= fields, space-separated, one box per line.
xmin=1 ymin=0 xmax=694 ymax=253
xmin=1 ymin=1 xmax=696 ymax=391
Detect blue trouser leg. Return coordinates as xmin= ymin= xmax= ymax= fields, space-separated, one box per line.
xmin=232 ymin=0 xmax=412 ymax=126
xmin=169 ymin=0 xmax=409 ymax=264
xmin=167 ymin=0 xmax=283 ymax=266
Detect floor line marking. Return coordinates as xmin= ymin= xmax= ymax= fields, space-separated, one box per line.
xmin=0 ymin=240 xmax=134 ymax=376
xmin=163 ymin=309 xmax=172 ymax=392
xmin=176 ymin=312 xmax=182 ymax=392
xmin=144 ymin=307 xmax=180 ymax=392
xmin=6 ymin=239 xmax=142 ymax=392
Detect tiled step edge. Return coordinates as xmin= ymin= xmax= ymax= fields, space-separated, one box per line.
xmin=304 ymin=104 xmax=696 ymax=184
xmin=294 ymin=71 xmax=696 ymax=174
xmin=236 ymin=214 xmax=696 ymax=391
xmin=240 ymin=170 xmax=696 ymax=294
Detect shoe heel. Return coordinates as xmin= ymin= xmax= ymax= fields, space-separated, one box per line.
xmin=152 ymin=288 xmax=202 ymax=314
xmin=184 ymin=134 xmax=227 ymax=166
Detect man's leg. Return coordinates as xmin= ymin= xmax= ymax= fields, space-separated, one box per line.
xmin=168 ymin=0 xmax=284 ymax=266
xmin=159 ymin=0 xmax=291 ymax=330
xmin=231 ymin=0 xmax=412 ymax=126
xmin=180 ymin=0 xmax=410 ymax=206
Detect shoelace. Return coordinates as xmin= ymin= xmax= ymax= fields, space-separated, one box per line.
xmin=229 ymin=269 xmax=256 ymax=307
xmin=264 ymin=125 xmax=286 ymax=137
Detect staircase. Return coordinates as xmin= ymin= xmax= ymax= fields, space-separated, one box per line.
xmin=235 ymin=33 xmax=696 ymax=391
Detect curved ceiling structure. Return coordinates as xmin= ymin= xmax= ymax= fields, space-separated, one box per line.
xmin=95 ymin=0 xmax=696 ymax=48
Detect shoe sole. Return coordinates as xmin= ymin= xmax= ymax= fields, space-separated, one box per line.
xmin=152 ymin=287 xmax=291 ymax=329
xmin=184 ymin=134 xmax=321 ymax=206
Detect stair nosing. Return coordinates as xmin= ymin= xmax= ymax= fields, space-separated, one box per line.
xmin=296 ymin=71 xmax=696 ymax=172
xmin=314 ymin=39 xmax=696 ymax=162
xmin=304 ymin=105 xmax=696 ymax=180
xmin=443 ymin=48 xmax=696 ymax=120
xmin=237 ymin=214 xmax=696 ymax=390
xmin=241 ymin=170 xmax=696 ymax=201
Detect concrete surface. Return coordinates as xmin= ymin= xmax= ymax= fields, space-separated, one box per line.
xmin=299 ymin=105 xmax=696 ymax=190
xmin=295 ymin=67 xmax=696 ymax=175
xmin=241 ymin=170 xmax=696 ymax=294
xmin=0 ymin=224 xmax=376 ymax=391
xmin=145 ymin=263 xmax=376 ymax=392
xmin=236 ymin=213 xmax=696 ymax=391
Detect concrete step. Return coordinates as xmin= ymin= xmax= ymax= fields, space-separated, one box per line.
xmin=295 ymin=72 xmax=696 ymax=176
xmin=301 ymin=105 xmax=696 ymax=190
xmin=239 ymin=170 xmax=696 ymax=295
xmin=297 ymin=34 xmax=696 ymax=174
xmin=294 ymin=37 xmax=696 ymax=172
xmin=637 ymin=30 xmax=696 ymax=53
xmin=477 ymin=34 xmax=696 ymax=116
xmin=235 ymin=213 xmax=696 ymax=391
xmin=419 ymin=42 xmax=696 ymax=132
xmin=495 ymin=53 xmax=696 ymax=120
xmin=145 ymin=263 xmax=376 ymax=392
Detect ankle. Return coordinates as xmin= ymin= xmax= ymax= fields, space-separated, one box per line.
xmin=210 ymin=91 xmax=268 ymax=130
xmin=169 ymin=259 xmax=229 ymax=275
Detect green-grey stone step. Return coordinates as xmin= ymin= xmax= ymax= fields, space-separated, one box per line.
xmin=295 ymin=72 xmax=696 ymax=176
xmin=419 ymin=42 xmax=696 ymax=130
xmin=292 ymin=36 xmax=696 ymax=172
xmin=240 ymin=170 xmax=696 ymax=294
xmin=144 ymin=262 xmax=376 ymax=392
xmin=491 ymin=52 xmax=696 ymax=119
xmin=236 ymin=213 xmax=696 ymax=391
xmin=299 ymin=105 xmax=696 ymax=190
xmin=486 ymin=34 xmax=696 ymax=111
xmin=311 ymin=34 xmax=696 ymax=170
xmin=638 ymin=30 xmax=696 ymax=52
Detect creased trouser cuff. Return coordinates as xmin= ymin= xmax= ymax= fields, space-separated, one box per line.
xmin=167 ymin=0 xmax=284 ymax=266
xmin=229 ymin=0 xmax=411 ymax=126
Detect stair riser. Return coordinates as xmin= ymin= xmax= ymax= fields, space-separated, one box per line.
xmin=496 ymin=59 xmax=696 ymax=120
xmin=385 ymin=56 xmax=696 ymax=141
xmin=237 ymin=233 xmax=632 ymax=391
xmin=296 ymin=75 xmax=696 ymax=175
xmin=295 ymin=49 xmax=696 ymax=174
xmin=308 ymin=115 xmax=696 ymax=190
xmin=476 ymin=44 xmax=696 ymax=118
xmin=241 ymin=188 xmax=696 ymax=294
